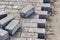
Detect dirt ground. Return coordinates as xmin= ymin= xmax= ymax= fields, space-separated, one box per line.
xmin=46 ymin=0 xmax=60 ymax=40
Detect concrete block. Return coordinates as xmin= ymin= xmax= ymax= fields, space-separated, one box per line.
xmin=21 ymin=19 xmax=46 ymax=23
xmin=22 ymin=22 xmax=37 ymax=28
xmin=0 ymin=11 xmax=7 ymax=19
xmin=32 ymin=0 xmax=43 ymax=3
xmin=20 ymin=5 xmax=35 ymax=18
xmin=0 ymin=15 xmax=15 ymax=29
xmin=22 ymin=22 xmax=46 ymax=28
xmin=29 ymin=0 xmax=50 ymax=3
xmin=27 ymin=38 xmax=45 ymax=40
xmin=21 ymin=32 xmax=38 ymax=38
xmin=29 ymin=28 xmax=45 ymax=33
xmin=29 ymin=14 xmax=40 ymax=19
xmin=37 ymin=3 xmax=50 ymax=7
xmin=5 ymin=20 xmax=20 ymax=35
xmin=35 ymin=7 xmax=51 ymax=12
xmin=30 ymin=19 xmax=46 ymax=23
xmin=0 ymin=29 xmax=9 ymax=40
xmin=35 ymin=11 xmax=48 ymax=19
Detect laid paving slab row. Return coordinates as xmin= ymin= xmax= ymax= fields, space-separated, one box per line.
xmin=21 ymin=18 xmax=46 ymax=23
xmin=35 ymin=6 xmax=51 ymax=12
xmin=21 ymin=32 xmax=45 ymax=39
xmin=22 ymin=22 xmax=46 ymax=28
xmin=21 ymin=19 xmax=46 ymax=28
xmin=35 ymin=3 xmax=51 ymax=12
xmin=20 ymin=4 xmax=48 ymax=40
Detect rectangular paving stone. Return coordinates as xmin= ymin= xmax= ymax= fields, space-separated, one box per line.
xmin=30 ymin=19 xmax=46 ymax=23
xmin=35 ymin=11 xmax=48 ymax=19
xmin=29 ymin=0 xmax=51 ymax=3
xmin=5 ymin=20 xmax=20 ymax=35
xmin=29 ymin=28 xmax=45 ymax=33
xmin=0 ymin=15 xmax=15 ymax=29
xmin=29 ymin=0 xmax=43 ymax=3
xmin=35 ymin=11 xmax=48 ymax=15
xmin=10 ymin=38 xmax=26 ymax=40
xmin=20 ymin=5 xmax=35 ymax=18
xmin=22 ymin=22 xmax=46 ymax=28
xmin=36 ymin=3 xmax=50 ymax=7
xmin=35 ymin=6 xmax=50 ymax=12
xmin=22 ymin=19 xmax=46 ymax=23
xmin=21 ymin=32 xmax=38 ymax=38
xmin=22 ymin=22 xmax=37 ymax=28
xmin=0 ymin=29 xmax=9 ymax=40
xmin=27 ymin=38 xmax=45 ymax=40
